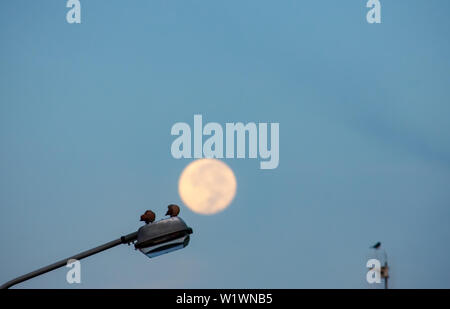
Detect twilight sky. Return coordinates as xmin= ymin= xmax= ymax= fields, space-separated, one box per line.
xmin=1 ymin=0 xmax=449 ymax=288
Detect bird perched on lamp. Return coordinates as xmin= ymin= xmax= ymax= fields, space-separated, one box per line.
xmin=166 ymin=204 xmax=180 ymax=217
xmin=371 ymin=242 xmax=381 ymax=249
xmin=140 ymin=210 xmax=156 ymax=224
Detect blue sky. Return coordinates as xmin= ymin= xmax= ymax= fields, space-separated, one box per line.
xmin=1 ymin=0 xmax=449 ymax=288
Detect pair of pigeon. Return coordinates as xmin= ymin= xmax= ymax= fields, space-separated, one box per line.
xmin=140 ymin=204 xmax=180 ymax=224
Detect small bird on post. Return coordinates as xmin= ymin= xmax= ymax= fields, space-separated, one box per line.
xmin=140 ymin=210 xmax=156 ymax=224
xmin=371 ymin=242 xmax=381 ymax=249
xmin=166 ymin=204 xmax=180 ymax=217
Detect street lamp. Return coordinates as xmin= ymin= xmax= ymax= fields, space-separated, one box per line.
xmin=0 ymin=210 xmax=193 ymax=289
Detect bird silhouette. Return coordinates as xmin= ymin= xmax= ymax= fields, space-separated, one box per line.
xmin=140 ymin=210 xmax=156 ymax=224
xmin=166 ymin=204 xmax=180 ymax=217
xmin=371 ymin=242 xmax=381 ymax=249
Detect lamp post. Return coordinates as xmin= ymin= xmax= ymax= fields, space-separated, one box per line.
xmin=1 ymin=212 xmax=193 ymax=289
xmin=369 ymin=241 xmax=389 ymax=289
xmin=381 ymin=261 xmax=389 ymax=289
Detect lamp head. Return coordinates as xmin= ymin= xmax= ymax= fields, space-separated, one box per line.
xmin=134 ymin=216 xmax=193 ymax=258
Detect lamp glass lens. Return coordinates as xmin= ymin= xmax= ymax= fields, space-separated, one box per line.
xmin=139 ymin=235 xmax=190 ymax=258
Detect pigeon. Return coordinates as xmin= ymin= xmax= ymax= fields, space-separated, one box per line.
xmin=140 ymin=210 xmax=156 ymax=224
xmin=371 ymin=242 xmax=381 ymax=249
xmin=166 ymin=204 xmax=180 ymax=217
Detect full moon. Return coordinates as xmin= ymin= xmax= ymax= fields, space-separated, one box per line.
xmin=178 ymin=159 xmax=237 ymax=215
